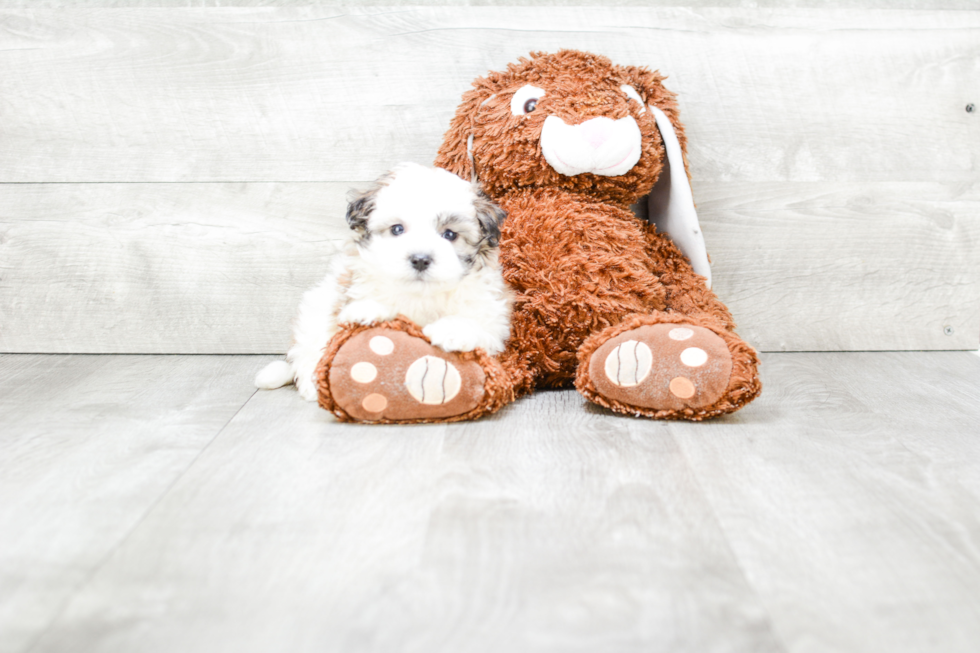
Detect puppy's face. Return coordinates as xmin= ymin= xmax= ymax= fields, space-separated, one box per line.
xmin=346 ymin=163 xmax=505 ymax=286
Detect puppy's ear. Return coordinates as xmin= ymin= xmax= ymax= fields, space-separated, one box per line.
xmin=473 ymin=190 xmax=506 ymax=249
xmin=347 ymin=165 xmax=398 ymax=239
xmin=345 ymin=187 xmax=378 ymax=242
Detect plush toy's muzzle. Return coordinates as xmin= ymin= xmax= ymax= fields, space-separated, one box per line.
xmin=541 ymin=115 xmax=642 ymax=177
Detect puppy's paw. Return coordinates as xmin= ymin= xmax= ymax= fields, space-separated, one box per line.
xmin=423 ymin=316 xmax=505 ymax=354
xmin=337 ymin=299 xmax=399 ymax=326
xmin=288 ymin=346 xmax=325 ymax=402
xmin=293 ymin=355 xmax=320 ymax=401
xmin=295 ymin=375 xmax=320 ymax=402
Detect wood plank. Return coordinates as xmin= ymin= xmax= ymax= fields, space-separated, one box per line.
xmin=1 ymin=181 xmax=976 ymax=353
xmin=0 ymin=353 xmax=262 ymax=653
xmin=24 ymin=384 xmax=784 ymax=653
xmin=671 ymin=351 xmax=980 ymax=653
xmin=701 ymin=182 xmax=980 ymax=351
xmin=2 ymin=1 xmax=978 ymax=9
xmin=1 ymin=7 xmax=977 ymax=183
xmin=0 ymin=182 xmax=348 ymax=354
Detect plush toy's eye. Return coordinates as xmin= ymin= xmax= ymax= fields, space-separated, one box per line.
xmin=511 ymin=84 xmax=546 ymax=117
xmin=390 ymin=224 xmax=405 ymax=236
xmin=442 ymin=229 xmax=458 ymax=242
xmin=620 ymin=85 xmax=647 ymax=114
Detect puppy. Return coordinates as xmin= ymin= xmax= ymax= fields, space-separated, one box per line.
xmin=255 ymin=162 xmax=511 ymax=401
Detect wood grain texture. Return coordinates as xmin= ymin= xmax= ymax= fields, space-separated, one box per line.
xmin=670 ymin=351 xmax=980 ymax=652
xmin=24 ymin=374 xmax=784 ymax=653
xmin=700 ymin=182 xmax=980 ymax=351
xmin=0 ymin=7 xmax=977 ymax=354
xmin=0 ymin=7 xmax=977 ymax=183
xmin=0 ymin=182 xmax=346 ymax=353
xmin=2 ymin=181 xmax=977 ymax=353
xmin=0 ymin=354 xmax=261 ymax=653
xmin=4 ymin=351 xmax=979 ymax=652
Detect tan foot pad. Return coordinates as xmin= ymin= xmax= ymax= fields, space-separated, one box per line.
xmin=589 ymin=324 xmax=733 ymax=411
xmin=328 ymin=328 xmax=487 ymax=422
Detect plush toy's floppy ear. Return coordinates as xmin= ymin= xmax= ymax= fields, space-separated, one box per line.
xmin=435 ymin=86 xmax=496 ymax=183
xmin=647 ymin=106 xmax=712 ymax=289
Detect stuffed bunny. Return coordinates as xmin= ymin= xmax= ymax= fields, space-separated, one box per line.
xmin=316 ymin=50 xmax=761 ymax=422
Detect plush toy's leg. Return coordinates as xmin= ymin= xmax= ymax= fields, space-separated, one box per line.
xmin=315 ymin=317 xmax=513 ymax=424
xmin=575 ymin=312 xmax=761 ymax=421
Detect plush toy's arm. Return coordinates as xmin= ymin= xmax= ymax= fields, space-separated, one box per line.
xmin=647 ymin=106 xmax=712 ymax=290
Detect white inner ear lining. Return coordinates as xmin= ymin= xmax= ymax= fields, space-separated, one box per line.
xmin=620 ymin=85 xmax=646 ymax=114
xmin=466 ymin=134 xmax=477 ymax=183
xmin=466 ymin=94 xmax=497 ymax=183
xmin=647 ymin=104 xmax=712 ymax=289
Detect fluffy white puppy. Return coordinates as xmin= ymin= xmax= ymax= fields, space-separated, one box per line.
xmin=255 ymin=162 xmax=512 ymax=401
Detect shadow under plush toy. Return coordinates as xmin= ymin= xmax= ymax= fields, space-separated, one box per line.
xmin=316 ymin=50 xmax=762 ymax=422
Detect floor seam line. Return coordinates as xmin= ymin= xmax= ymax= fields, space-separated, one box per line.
xmin=666 ymin=425 xmax=793 ymax=653
xmin=21 ymin=387 xmax=258 ymax=653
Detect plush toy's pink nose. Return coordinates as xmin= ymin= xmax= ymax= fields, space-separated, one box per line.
xmin=578 ymin=118 xmax=615 ymax=149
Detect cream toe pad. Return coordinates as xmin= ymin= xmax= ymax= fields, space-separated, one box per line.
xmin=405 ymin=356 xmax=462 ymax=405
xmin=350 ymin=361 xmax=378 ymax=383
xmin=680 ymin=347 xmax=708 ymax=367
xmin=604 ymin=340 xmax=653 ymax=387
xmin=669 ymin=327 xmax=694 ymax=341
xmin=369 ymin=335 xmax=395 ymax=355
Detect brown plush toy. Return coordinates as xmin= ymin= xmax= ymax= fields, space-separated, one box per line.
xmin=316 ymin=50 xmax=761 ymax=422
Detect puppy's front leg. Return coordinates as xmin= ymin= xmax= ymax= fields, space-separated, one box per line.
xmin=423 ymin=316 xmax=506 ymax=355
xmin=337 ymin=299 xmax=399 ymax=326
xmin=287 ymin=299 xmax=396 ymax=402
xmin=288 ymin=276 xmax=345 ymax=402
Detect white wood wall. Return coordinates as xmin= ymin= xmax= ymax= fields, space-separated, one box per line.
xmin=1 ymin=5 xmax=977 ymax=353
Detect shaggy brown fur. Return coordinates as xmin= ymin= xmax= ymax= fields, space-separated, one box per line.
xmin=317 ymin=49 xmax=761 ymax=422
xmin=433 ymin=49 xmax=761 ymax=419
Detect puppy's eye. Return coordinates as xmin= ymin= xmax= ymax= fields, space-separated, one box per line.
xmin=390 ymin=224 xmax=405 ymax=236
xmin=511 ymin=84 xmax=546 ymax=117
xmin=441 ymin=229 xmax=458 ymax=242
xmin=620 ymin=85 xmax=647 ymax=114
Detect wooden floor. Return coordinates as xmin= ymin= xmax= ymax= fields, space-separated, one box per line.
xmin=2 ymin=351 xmax=979 ymax=653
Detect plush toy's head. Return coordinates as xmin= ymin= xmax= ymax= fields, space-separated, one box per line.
xmin=435 ymin=49 xmax=687 ymax=206
xmin=435 ymin=49 xmax=713 ymax=288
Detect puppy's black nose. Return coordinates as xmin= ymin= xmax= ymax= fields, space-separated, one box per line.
xmin=409 ymin=254 xmax=433 ymax=272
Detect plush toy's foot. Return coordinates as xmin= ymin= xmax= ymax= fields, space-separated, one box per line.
xmin=576 ymin=314 xmax=761 ymax=421
xmin=315 ymin=318 xmax=512 ymax=424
